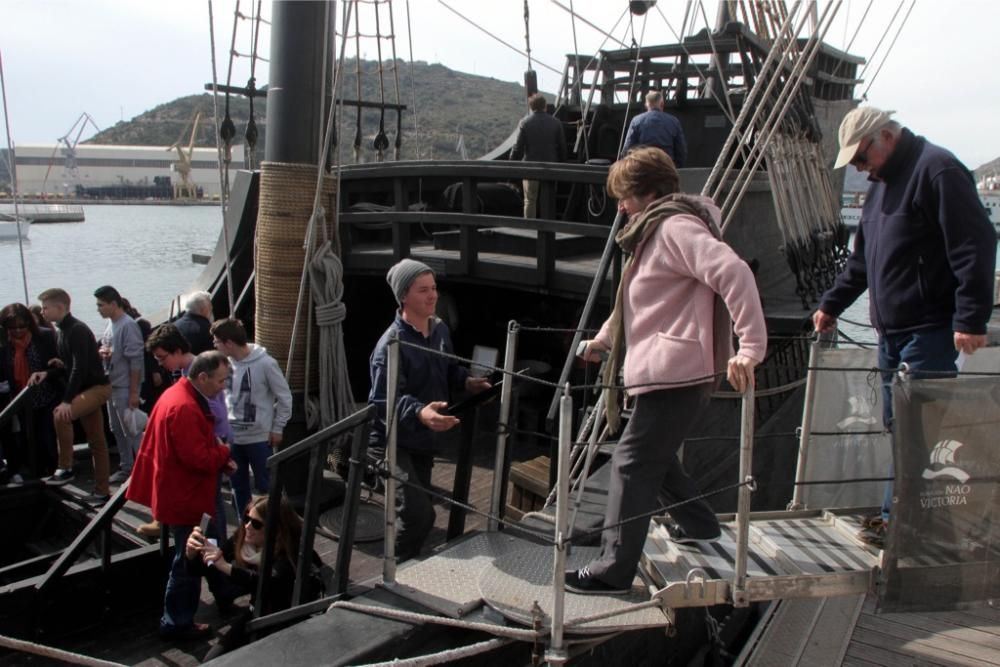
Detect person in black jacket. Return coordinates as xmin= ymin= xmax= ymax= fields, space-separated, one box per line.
xmin=174 ymin=291 xmax=215 ymax=354
xmin=29 ymin=288 xmax=113 ymax=503
xmin=510 ymin=92 xmax=567 ymax=218
xmin=814 ymin=107 xmax=996 ymax=546
xmin=185 ymin=495 xmax=323 ymax=657
xmin=0 ymin=303 xmax=61 ymax=480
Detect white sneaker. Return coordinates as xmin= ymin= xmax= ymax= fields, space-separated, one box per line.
xmin=9 ymin=473 xmax=24 ymax=485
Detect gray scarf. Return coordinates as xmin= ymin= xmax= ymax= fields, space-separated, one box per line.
xmin=602 ymin=193 xmax=732 ymax=432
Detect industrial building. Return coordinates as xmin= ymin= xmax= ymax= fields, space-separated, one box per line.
xmin=11 ymin=143 xmax=245 ymax=199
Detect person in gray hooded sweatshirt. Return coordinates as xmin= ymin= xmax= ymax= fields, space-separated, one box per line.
xmin=210 ymin=318 xmax=292 ymax=517
xmin=94 ymin=285 xmax=146 ymax=483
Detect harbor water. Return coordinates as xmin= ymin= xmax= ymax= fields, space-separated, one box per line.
xmin=0 ymin=205 xmax=220 ymax=333
xmin=0 ymin=208 xmax=997 ymax=339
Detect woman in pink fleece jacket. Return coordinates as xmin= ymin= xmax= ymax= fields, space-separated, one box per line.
xmin=565 ymin=147 xmax=767 ymax=596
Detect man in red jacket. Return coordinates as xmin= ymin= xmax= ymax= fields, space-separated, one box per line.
xmin=127 ymin=350 xmax=236 ymax=639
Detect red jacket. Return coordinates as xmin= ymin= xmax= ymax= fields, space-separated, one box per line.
xmin=127 ymin=377 xmax=231 ymax=526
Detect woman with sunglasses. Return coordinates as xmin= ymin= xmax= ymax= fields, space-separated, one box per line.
xmin=0 ymin=303 xmax=61 ymax=482
xmin=184 ymin=495 xmax=324 ymax=657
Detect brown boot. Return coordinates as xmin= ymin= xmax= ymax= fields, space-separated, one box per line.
xmin=137 ymin=520 xmax=161 ymax=537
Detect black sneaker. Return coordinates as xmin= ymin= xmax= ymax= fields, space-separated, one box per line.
xmin=564 ymin=567 xmax=631 ymax=596
xmin=44 ymin=468 xmax=75 ymax=486
xmin=81 ymin=493 xmax=111 ymax=506
xmin=666 ymin=524 xmax=721 ymax=545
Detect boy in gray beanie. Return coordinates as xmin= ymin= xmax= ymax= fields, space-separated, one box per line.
xmin=367 ymin=259 xmax=490 ymax=560
xmin=386 ymin=258 xmax=434 ymax=305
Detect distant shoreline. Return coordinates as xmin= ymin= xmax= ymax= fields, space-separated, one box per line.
xmin=0 ymin=197 xmax=220 ymax=207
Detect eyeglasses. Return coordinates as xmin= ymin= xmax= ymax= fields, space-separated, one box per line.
xmin=152 ymin=351 xmax=169 ymax=363
xmin=850 ymin=137 xmax=875 ymax=168
xmin=245 ymin=516 xmax=264 ymax=530
xmin=4 ymin=322 xmax=28 ymax=330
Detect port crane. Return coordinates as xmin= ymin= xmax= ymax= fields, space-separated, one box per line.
xmin=41 ymin=112 xmax=101 ymax=195
xmin=167 ymin=111 xmax=202 ymax=199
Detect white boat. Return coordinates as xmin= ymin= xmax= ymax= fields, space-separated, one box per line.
xmin=0 ymin=217 xmax=31 ymax=240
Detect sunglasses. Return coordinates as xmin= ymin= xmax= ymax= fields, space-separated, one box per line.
xmin=850 ymin=137 xmax=875 ymax=168
xmin=4 ymin=322 xmax=28 ymax=330
xmin=245 ymin=516 xmax=264 ymax=530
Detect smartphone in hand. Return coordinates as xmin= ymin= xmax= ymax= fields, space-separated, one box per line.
xmin=199 ymin=513 xmax=212 ymax=535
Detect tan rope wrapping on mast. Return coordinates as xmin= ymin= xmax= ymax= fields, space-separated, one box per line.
xmin=255 ymin=161 xmax=336 ymax=391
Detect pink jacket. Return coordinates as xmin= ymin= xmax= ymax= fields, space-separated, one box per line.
xmin=597 ymin=197 xmax=767 ymax=395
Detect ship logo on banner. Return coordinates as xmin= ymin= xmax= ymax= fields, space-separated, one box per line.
xmin=921 ymin=439 xmax=970 ymax=484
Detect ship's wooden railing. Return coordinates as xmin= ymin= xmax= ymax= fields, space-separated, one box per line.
xmin=34 ymin=481 xmax=132 ymax=596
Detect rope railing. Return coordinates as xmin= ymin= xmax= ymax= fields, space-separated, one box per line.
xmin=0 ymin=634 xmax=126 ymax=667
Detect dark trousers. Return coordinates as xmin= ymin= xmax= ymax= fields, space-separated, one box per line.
xmin=160 ymin=525 xmax=200 ymax=634
xmin=392 ymin=449 xmax=436 ymax=562
xmin=0 ymin=405 xmax=56 ymax=478
xmin=877 ymin=326 xmax=958 ymax=520
xmin=586 ymin=384 xmax=717 ymax=587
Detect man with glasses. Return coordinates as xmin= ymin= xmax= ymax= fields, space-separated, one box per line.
xmin=127 ymin=350 xmax=237 ymax=640
xmin=138 ymin=324 xmax=234 ymax=540
xmin=813 ymin=106 xmax=995 ymax=547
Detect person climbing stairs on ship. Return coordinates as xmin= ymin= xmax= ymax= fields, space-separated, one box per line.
xmin=564 ymin=147 xmax=767 ymax=595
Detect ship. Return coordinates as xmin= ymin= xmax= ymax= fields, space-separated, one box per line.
xmin=1 ymin=2 xmax=998 ymax=665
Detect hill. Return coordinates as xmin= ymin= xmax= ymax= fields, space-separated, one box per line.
xmin=86 ymin=59 xmax=538 ymax=164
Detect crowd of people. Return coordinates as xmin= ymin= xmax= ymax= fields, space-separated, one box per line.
xmin=0 ymin=289 xmax=303 ymax=650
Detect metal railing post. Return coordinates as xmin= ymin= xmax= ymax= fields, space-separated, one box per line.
xmin=546 ymin=387 xmax=573 ymax=664
xmin=790 ymin=342 xmax=820 ymax=510
xmin=733 ymin=383 xmax=756 ymax=608
xmin=384 ymin=332 xmax=400 ymax=584
xmin=489 ymin=320 xmax=519 ymax=531
xmin=334 ymin=411 xmax=372 ymax=595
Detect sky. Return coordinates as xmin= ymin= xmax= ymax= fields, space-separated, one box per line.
xmin=2 ymin=0 xmax=998 ymax=170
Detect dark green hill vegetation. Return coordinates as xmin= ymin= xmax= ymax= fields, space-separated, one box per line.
xmin=86 ymin=59 xmax=541 ymax=164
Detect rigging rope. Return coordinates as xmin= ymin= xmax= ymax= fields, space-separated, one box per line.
xmin=404 ymin=0 xmax=422 ymax=158
xmin=372 ymin=1 xmax=390 ymax=160
xmin=353 ymin=2 xmax=363 ymax=162
xmin=523 ymin=0 xmax=533 ymax=71
xmin=437 ymin=0 xmax=562 ymax=75
xmin=861 ymin=0 xmax=915 ymax=99
xmin=0 ymin=46 xmax=29 ymax=303
xmin=616 ymin=11 xmax=648 ymax=157
xmin=206 ymin=0 xmax=237 ymax=316
xmin=387 ymin=0 xmax=404 ymax=160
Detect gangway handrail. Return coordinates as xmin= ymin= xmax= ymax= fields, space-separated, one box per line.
xmin=255 ymin=404 xmax=375 ymax=619
xmin=0 ymin=385 xmax=33 ymax=429
xmin=545 ymin=209 xmax=625 ymax=427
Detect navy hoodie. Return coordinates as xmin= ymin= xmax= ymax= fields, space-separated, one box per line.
xmin=819 ymin=128 xmax=995 ymax=335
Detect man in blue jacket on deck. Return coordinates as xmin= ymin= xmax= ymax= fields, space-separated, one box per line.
xmin=813 ymin=106 xmax=996 ymax=547
xmin=368 ymin=259 xmax=490 ymax=561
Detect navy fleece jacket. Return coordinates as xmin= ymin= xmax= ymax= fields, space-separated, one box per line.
xmin=819 ymin=128 xmax=996 ymax=335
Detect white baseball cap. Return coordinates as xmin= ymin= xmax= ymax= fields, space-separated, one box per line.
xmin=834 ymin=106 xmax=895 ymax=169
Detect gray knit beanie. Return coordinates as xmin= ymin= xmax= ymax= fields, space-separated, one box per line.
xmin=386 ymin=259 xmax=434 ymax=305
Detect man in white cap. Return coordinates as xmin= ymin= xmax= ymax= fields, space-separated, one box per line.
xmin=813 ymin=106 xmax=995 ymax=547
xmin=368 ymin=259 xmax=491 ymax=561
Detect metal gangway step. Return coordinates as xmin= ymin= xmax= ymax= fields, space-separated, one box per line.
xmin=641 ymin=509 xmax=879 ymax=610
